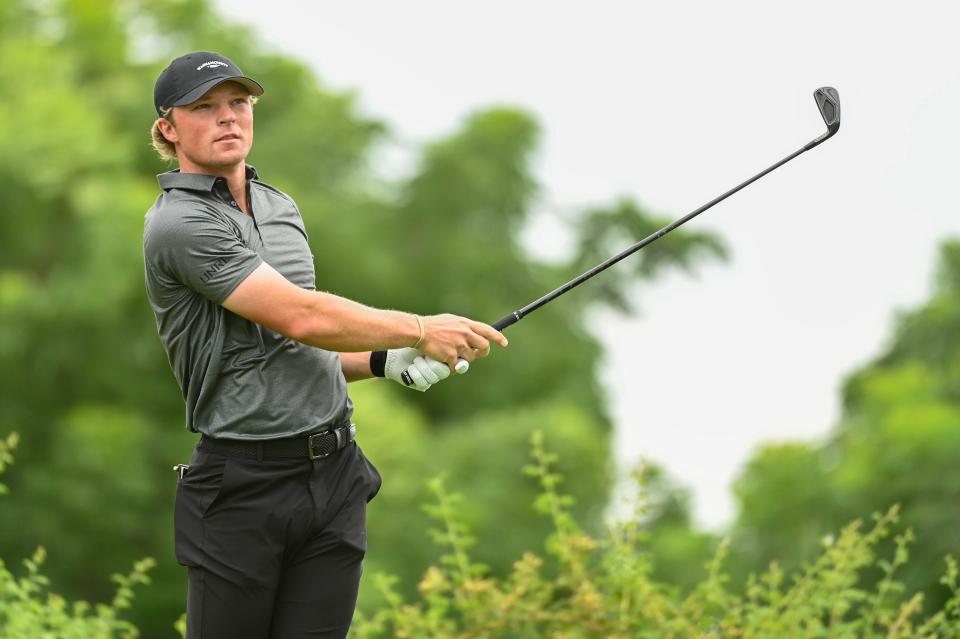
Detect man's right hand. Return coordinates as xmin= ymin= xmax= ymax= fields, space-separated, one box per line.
xmin=416 ymin=313 xmax=508 ymax=372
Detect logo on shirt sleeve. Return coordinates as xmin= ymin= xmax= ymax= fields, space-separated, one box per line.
xmin=202 ymin=257 xmax=230 ymax=283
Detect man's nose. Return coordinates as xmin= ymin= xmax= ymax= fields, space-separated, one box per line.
xmin=217 ymin=102 xmax=236 ymax=124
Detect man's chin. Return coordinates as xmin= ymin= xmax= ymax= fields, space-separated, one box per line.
xmin=204 ymin=151 xmax=249 ymax=170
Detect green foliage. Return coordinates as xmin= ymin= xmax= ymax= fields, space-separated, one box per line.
xmin=353 ymin=434 xmax=960 ymax=638
xmin=0 ymin=547 xmax=155 ymax=639
xmin=4 ymin=425 xmax=960 ymax=637
xmin=351 ymin=383 xmax=612 ymax=611
xmin=732 ymin=241 xmax=960 ymax=610
xmin=728 ymin=239 xmax=960 ymax=613
xmin=0 ymin=433 xmax=17 ymax=497
xmin=638 ymin=464 xmax=720 ymax=593
xmin=0 ymin=437 xmax=155 ymax=638
xmin=571 ymin=198 xmax=728 ymax=314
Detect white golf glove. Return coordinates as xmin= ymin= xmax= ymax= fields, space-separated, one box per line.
xmin=384 ymin=348 xmax=451 ymax=392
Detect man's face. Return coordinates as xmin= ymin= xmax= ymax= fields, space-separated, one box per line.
xmin=160 ymin=82 xmax=254 ymax=173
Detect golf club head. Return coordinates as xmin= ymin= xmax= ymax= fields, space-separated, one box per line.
xmin=814 ymin=87 xmax=841 ymax=137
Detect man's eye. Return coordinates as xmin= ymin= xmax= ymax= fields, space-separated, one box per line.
xmin=192 ymin=103 xmax=210 ymax=110
xmin=233 ymin=98 xmax=248 ymax=106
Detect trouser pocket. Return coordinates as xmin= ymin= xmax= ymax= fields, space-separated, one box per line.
xmin=355 ymin=444 xmax=382 ymax=503
xmin=174 ymin=451 xmax=231 ymax=567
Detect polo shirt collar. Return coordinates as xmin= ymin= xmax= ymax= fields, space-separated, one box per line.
xmin=157 ymin=165 xmax=260 ymax=192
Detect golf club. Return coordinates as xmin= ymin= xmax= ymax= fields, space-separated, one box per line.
xmin=403 ymin=87 xmax=840 ymax=385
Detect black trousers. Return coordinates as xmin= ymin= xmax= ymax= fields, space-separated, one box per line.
xmin=174 ymin=438 xmax=382 ymax=639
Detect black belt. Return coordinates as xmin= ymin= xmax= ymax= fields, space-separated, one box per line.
xmin=198 ymin=423 xmax=357 ymax=461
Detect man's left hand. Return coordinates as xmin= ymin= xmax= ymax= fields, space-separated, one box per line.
xmin=384 ymin=348 xmax=450 ymax=392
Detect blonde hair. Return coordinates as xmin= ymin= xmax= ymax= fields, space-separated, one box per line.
xmin=149 ymin=95 xmax=259 ymax=162
xmin=151 ymin=107 xmax=177 ymax=162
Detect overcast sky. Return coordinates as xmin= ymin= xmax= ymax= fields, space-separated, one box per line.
xmin=213 ymin=0 xmax=960 ymax=528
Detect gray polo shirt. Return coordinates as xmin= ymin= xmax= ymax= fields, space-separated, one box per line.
xmin=143 ymin=166 xmax=353 ymax=439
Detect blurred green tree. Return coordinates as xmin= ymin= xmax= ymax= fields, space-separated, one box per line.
xmin=728 ymin=239 xmax=960 ymax=612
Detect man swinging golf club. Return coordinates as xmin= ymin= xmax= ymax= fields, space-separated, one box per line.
xmin=143 ymin=51 xmax=507 ymax=639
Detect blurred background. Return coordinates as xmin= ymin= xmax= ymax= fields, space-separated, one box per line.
xmin=1 ymin=0 xmax=958 ymax=635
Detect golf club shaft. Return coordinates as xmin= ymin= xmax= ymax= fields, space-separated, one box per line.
xmin=491 ymin=135 xmax=829 ymax=332
xmin=402 ymin=87 xmax=839 ymax=384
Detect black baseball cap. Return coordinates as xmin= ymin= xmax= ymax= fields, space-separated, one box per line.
xmin=153 ymin=51 xmax=264 ymax=116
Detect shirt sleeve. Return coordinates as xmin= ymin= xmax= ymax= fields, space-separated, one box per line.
xmin=144 ymin=204 xmax=263 ymax=304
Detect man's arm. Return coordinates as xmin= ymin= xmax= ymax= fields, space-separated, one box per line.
xmin=222 ymin=262 xmax=507 ymax=370
xmin=339 ymin=351 xmax=375 ymax=383
xmin=223 ymin=262 xmax=421 ymax=351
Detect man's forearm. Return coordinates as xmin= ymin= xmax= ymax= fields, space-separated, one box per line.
xmin=223 ymin=263 xmax=422 ymax=352
xmin=223 ymin=262 xmax=505 ymax=368
xmin=287 ymin=291 xmax=421 ymax=352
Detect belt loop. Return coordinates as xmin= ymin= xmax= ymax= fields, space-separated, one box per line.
xmin=256 ymin=441 xmax=263 ymax=462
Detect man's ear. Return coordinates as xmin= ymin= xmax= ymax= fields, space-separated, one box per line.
xmin=157 ymin=117 xmax=178 ymax=144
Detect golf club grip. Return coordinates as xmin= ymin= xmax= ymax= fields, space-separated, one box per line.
xmin=493 ymin=313 xmax=521 ymax=331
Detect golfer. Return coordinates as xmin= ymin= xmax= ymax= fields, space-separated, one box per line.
xmin=143 ymin=51 xmax=507 ymax=638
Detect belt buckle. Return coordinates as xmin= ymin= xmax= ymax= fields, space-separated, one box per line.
xmin=307 ymin=424 xmax=355 ymax=460
xmin=307 ymin=429 xmax=339 ymax=460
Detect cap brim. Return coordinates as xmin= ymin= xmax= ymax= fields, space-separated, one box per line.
xmin=171 ymin=76 xmax=264 ymax=107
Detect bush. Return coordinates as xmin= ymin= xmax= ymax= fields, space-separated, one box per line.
xmin=4 ymin=429 xmax=960 ymax=637
xmin=0 ymin=433 xmax=155 ymax=639
xmin=351 ymin=431 xmax=960 ymax=639
xmin=0 ymin=549 xmax=155 ymax=639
